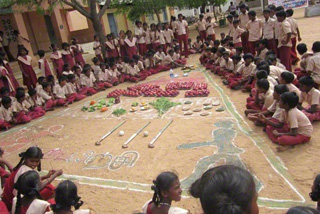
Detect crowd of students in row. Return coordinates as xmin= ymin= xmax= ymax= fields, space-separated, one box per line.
xmin=0 ymin=12 xmax=210 ymax=131
xmin=1 ymin=146 xmax=320 ymax=214
xmin=197 ymin=3 xmax=320 ymax=147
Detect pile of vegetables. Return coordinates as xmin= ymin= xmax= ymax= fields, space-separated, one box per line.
xmin=150 ymin=98 xmax=181 ymax=116
xmin=112 ymin=108 xmax=126 ymax=117
xmin=81 ymin=98 xmax=115 ymax=112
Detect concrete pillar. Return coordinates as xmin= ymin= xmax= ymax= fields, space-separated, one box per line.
xmin=53 ymin=7 xmax=69 ymax=43
xmin=13 ymin=13 xmax=34 ymax=57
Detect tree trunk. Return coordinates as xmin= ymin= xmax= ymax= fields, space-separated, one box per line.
xmin=91 ymin=16 xmax=106 ymax=58
xmin=155 ymin=10 xmax=161 ymax=23
xmin=201 ymin=3 xmax=207 ymax=14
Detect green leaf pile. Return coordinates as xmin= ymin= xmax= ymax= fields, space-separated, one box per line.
xmin=150 ymin=98 xmax=181 ymax=116
xmin=81 ymin=98 xmax=115 ymax=112
xmin=112 ymin=108 xmax=127 ymax=117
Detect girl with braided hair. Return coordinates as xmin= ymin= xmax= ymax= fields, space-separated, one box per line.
xmin=142 ymin=172 xmax=183 ymax=214
xmin=45 ymin=180 xmax=91 ymax=214
xmin=189 ymin=165 xmax=259 ymax=214
xmin=12 ymin=170 xmax=50 ymax=214
xmin=1 ymin=146 xmax=63 ymax=211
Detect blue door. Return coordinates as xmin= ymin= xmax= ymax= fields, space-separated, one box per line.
xmin=107 ymin=13 xmax=118 ymax=36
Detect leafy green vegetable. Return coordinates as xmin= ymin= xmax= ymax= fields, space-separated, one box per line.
xmin=150 ymin=98 xmax=181 ymax=117
xmin=81 ymin=106 xmax=88 ymax=112
xmin=112 ymin=108 xmax=126 ymax=117
xmin=132 ymin=102 xmax=139 ymax=107
xmin=108 ymin=98 xmax=115 ymax=105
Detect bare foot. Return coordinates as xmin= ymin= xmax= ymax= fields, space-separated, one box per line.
xmin=276 ymin=145 xmax=294 ymax=152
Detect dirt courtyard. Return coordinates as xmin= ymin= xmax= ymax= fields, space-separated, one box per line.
xmin=1 ymin=8 xmax=320 ymax=214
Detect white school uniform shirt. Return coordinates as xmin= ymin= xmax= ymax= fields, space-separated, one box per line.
xmin=135 ymin=26 xmax=145 ymax=44
xmin=279 ymin=107 xmax=313 ymax=137
xmin=35 ymin=84 xmax=43 ymax=94
xmin=277 ymin=19 xmax=292 ymax=48
xmin=299 ymin=87 xmax=320 ymax=107
xmin=12 ymin=198 xmax=50 ymax=214
xmin=38 ymin=58 xmax=48 ymax=77
xmin=307 ymin=52 xmax=320 ymax=84
xmin=81 ymin=73 xmax=96 ymax=87
xmin=300 ymin=52 xmax=313 ymax=71
xmin=197 ymin=19 xmax=206 ymax=31
xmin=267 ymin=76 xmax=278 ymax=89
xmin=268 ymin=100 xmax=284 ymax=120
xmin=45 ymin=210 xmax=90 ymax=214
xmin=97 ymin=70 xmax=107 ymax=81
xmin=155 ymin=51 xmax=166 ymax=60
xmin=220 ymin=58 xmax=234 ymax=70
xmin=93 ymin=41 xmax=102 ymax=55
xmin=163 ymin=29 xmax=173 ymax=43
xmin=53 ymin=84 xmax=67 ymax=99
xmin=124 ymin=38 xmax=137 ymax=47
xmin=262 ymin=18 xmax=275 ymax=40
xmin=239 ymin=12 xmax=249 ymax=29
xmin=162 ymin=55 xmax=174 ymax=66
xmin=62 ymin=70 xmax=74 ymax=76
xmin=233 ymin=27 xmax=245 ymax=44
xmin=172 ymin=52 xmax=180 ymax=61
xmin=287 ymin=17 xmax=298 ymax=38
xmin=247 ymin=18 xmax=263 ymax=42
xmin=274 ymin=19 xmax=281 ymax=40
xmin=286 ymin=83 xmax=301 ymax=98
xmin=39 ymin=89 xmax=52 ymax=101
xmin=159 ymin=30 xmax=166 ymax=45
xmin=176 ymin=20 xmax=188 ymax=35
xmin=12 ymin=100 xmax=31 ymax=113
xmin=206 ymin=21 xmax=217 ymax=35
xmin=262 ymin=88 xmax=274 ymax=109
xmin=269 ymin=65 xmax=285 ymax=80
xmin=65 ymin=82 xmax=77 ymax=94
xmin=0 ymin=105 xmax=13 ymax=122
xmin=144 ymin=29 xmax=151 ymax=45
xmin=27 ymin=96 xmax=45 ymax=107
xmin=229 ymin=22 xmax=235 ymax=36
xmin=257 ymin=48 xmax=268 ymax=60
xmin=236 ymin=63 xmax=256 ymax=78
xmin=92 ymin=65 xmax=101 ymax=79
xmin=233 ymin=60 xmax=244 ymax=74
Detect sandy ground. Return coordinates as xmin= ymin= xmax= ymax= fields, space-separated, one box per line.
xmin=1 ymin=8 xmax=320 ymax=214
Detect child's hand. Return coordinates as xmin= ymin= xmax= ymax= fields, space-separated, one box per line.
xmin=273 ymin=130 xmax=281 ymax=136
xmin=298 ymin=37 xmax=302 ymax=42
xmin=258 ymin=114 xmax=267 ymax=123
xmin=47 ymin=170 xmax=56 ymax=177
xmin=54 ymin=169 xmax=63 ymax=177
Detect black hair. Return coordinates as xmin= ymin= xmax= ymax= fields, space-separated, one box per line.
xmin=58 ymin=75 xmax=67 ymax=83
xmin=151 ymin=172 xmax=179 ymax=206
xmin=239 ymin=3 xmax=247 ymax=8
xmin=214 ymin=40 xmax=220 ymax=46
xmin=287 ymin=206 xmax=320 ymax=214
xmin=276 ymin=10 xmax=287 ymax=18
xmin=14 ymin=171 xmax=41 ymax=214
xmin=50 ymin=44 xmax=56 ymax=49
xmin=248 ymin=10 xmax=256 ymax=16
xmin=310 ymin=174 xmax=320 ymax=202
xmin=16 ymin=87 xmax=25 ymax=93
xmin=1 ymin=96 xmax=11 ymax=106
xmin=266 ymin=54 xmax=277 ymax=64
xmin=67 ymin=74 xmax=75 ymax=81
xmin=276 ymin=6 xmax=284 ymax=11
xmin=297 ymin=43 xmax=307 ymax=55
xmin=15 ymin=91 xmax=25 ymax=101
xmin=41 ymin=82 xmax=50 ymax=89
xmin=92 ymin=57 xmax=99 ymax=63
xmin=72 ymin=65 xmax=80 ymax=71
xmin=17 ymin=47 xmax=28 ymax=56
xmin=168 ymin=49 xmax=174 ymax=54
xmin=51 ymin=180 xmax=83 ymax=212
xmin=0 ymin=87 xmax=10 ymax=95
xmin=233 ymin=19 xmax=240 ymax=24
xmin=281 ymin=92 xmax=299 ymax=109
xmin=83 ymin=64 xmax=92 ymax=74
xmin=47 ymin=75 xmax=55 ymax=82
xmin=211 ymin=47 xmax=218 ymax=54
xmin=232 ymin=55 xmax=242 ymax=61
xmin=274 ymin=84 xmax=289 ymax=95
xmin=62 ymin=42 xmax=69 ymax=49
xmin=223 ymin=51 xmax=230 ymax=56
xmin=227 ymin=15 xmax=233 ymax=19
xmin=37 ymin=50 xmax=45 ymax=57
xmin=286 ymin=9 xmax=294 ymax=17
xmin=189 ymin=165 xmax=256 ymax=214
xmin=257 ymin=78 xmax=270 ymax=91
xmin=312 ymin=41 xmax=320 ymax=53
xmin=13 ymin=146 xmax=43 ymax=171
xmin=128 ymin=59 xmax=135 ymax=64
xmin=259 ymin=39 xmax=268 ymax=48
xmin=71 ymin=37 xmax=77 ymax=45
xmin=243 ymin=53 xmax=254 ymax=60
xmin=281 ymin=72 xmax=294 ymax=83
xmin=28 ymin=88 xmax=37 ymax=97
xmin=218 ymin=47 xmax=226 ymax=54
xmin=37 ymin=76 xmax=45 ymax=84
xmin=63 ymin=63 xmax=70 ymax=71
xmin=268 ymin=4 xmax=276 ymax=10
xmin=299 ymin=76 xmax=314 ymax=86
xmin=236 ymin=47 xmax=243 ymax=53
xmin=263 ymin=8 xmax=271 ymax=13
xmin=256 ymin=70 xmax=268 ymax=80
xmin=254 ymin=57 xmax=262 ymax=65
xmin=94 ymin=35 xmax=98 ymax=39
xmin=174 ymin=46 xmax=180 ymax=52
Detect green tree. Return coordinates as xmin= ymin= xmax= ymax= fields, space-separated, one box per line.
xmin=0 ymin=0 xmax=112 ymax=56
